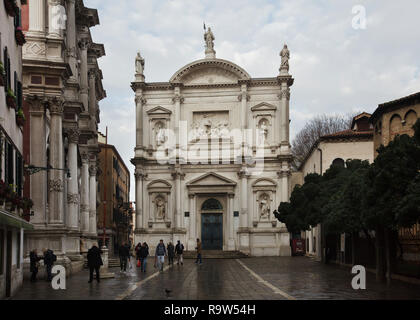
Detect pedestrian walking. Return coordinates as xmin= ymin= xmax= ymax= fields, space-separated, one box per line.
xmin=139 ymin=242 xmax=149 ymax=272
xmin=175 ymin=240 xmax=184 ymax=265
xmin=167 ymin=242 xmax=175 ymax=266
xmin=42 ymin=248 xmax=56 ymax=281
xmin=135 ymin=242 xmax=142 ymax=267
xmin=155 ymin=239 xmax=166 ymax=272
xmin=119 ymin=242 xmax=130 ymax=272
xmin=29 ymin=249 xmax=42 ymax=282
xmin=195 ymin=238 xmax=202 ymax=264
xmin=87 ymin=243 xmax=103 ymax=283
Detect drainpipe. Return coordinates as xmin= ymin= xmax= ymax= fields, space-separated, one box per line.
xmin=317 ymin=147 xmax=326 ymax=263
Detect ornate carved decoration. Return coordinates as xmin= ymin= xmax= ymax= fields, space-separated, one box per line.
xmin=48 ymin=179 xmax=64 ymax=192
xmin=172 ymin=94 xmax=184 ymax=104
xmin=278 ymin=88 xmax=290 ymax=100
xmin=67 ymin=128 xmax=80 ymax=144
xmin=80 ymin=204 xmax=89 ymax=212
xmin=44 ymin=96 xmax=65 ymax=115
xmin=135 ymin=95 xmax=147 ymax=105
xmin=237 ymin=93 xmax=250 ymax=102
xmin=78 ymin=38 xmax=91 ymax=50
xmin=67 ymin=193 xmax=80 ymax=205
xmin=89 ymin=165 xmax=97 ymax=176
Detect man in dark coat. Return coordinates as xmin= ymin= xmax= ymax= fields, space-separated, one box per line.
xmin=119 ymin=242 xmax=130 ymax=272
xmin=167 ymin=242 xmax=175 ymax=266
xmin=29 ymin=249 xmax=42 ymax=282
xmin=42 ymin=248 xmax=56 ymax=281
xmin=87 ymin=243 xmax=103 ymax=283
xmin=139 ymin=242 xmax=149 ymax=272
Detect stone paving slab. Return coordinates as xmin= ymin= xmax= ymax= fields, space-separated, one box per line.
xmin=11 ymin=256 xmax=420 ymax=300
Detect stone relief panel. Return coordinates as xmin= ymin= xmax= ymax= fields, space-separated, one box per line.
xmin=190 ymin=111 xmax=230 ymax=141
xmin=182 ymin=68 xmax=239 ymax=85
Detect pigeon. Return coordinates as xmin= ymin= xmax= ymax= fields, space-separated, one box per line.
xmin=165 ymin=288 xmax=172 ymax=297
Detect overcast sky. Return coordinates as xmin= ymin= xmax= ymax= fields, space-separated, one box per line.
xmin=85 ymin=0 xmax=420 ymax=200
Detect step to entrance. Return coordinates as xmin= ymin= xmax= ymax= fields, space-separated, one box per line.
xmin=182 ymin=250 xmax=249 ymax=259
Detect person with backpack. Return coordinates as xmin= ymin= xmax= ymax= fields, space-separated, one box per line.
xmin=119 ymin=242 xmax=130 ymax=272
xmin=42 ymin=248 xmax=56 ymax=281
xmin=175 ymin=240 xmax=184 ymax=265
xmin=167 ymin=242 xmax=175 ymax=266
xmin=87 ymin=243 xmax=103 ymax=283
xmin=29 ymin=249 xmax=42 ymax=282
xmin=139 ymin=242 xmax=149 ymax=272
xmin=155 ymin=239 xmax=166 ymax=272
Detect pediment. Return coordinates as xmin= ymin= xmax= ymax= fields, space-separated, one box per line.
xmin=251 ymin=102 xmax=277 ymax=112
xmin=148 ymin=179 xmax=172 ymax=190
xmin=170 ymin=58 xmax=251 ymax=85
xmin=147 ymin=106 xmax=172 ymax=115
xmin=187 ymin=172 xmax=237 ymax=187
xmin=252 ymin=178 xmax=277 ymax=187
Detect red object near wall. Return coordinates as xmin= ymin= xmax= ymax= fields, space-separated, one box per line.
xmin=292 ymin=239 xmax=305 ymax=256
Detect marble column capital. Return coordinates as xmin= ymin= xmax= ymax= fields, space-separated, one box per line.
xmin=188 ymin=193 xmax=195 ymax=199
xmin=228 ymin=193 xmax=235 ymax=199
xmin=67 ymin=193 xmax=80 ymax=205
xmin=172 ymin=94 xmax=184 ymax=104
xmin=278 ymin=88 xmax=291 ymax=101
xmin=48 ymin=179 xmax=64 ymax=192
xmin=134 ymin=169 xmax=147 ymax=180
xmin=237 ymin=168 xmax=250 ymax=179
xmin=135 ymin=95 xmax=147 ymax=105
xmin=89 ymin=165 xmax=97 ymax=176
xmin=78 ymin=38 xmax=91 ymax=50
xmin=66 ymin=128 xmax=80 ymax=144
xmin=171 ymin=170 xmax=185 ymax=180
xmin=44 ymin=96 xmax=65 ymax=115
xmin=237 ymin=92 xmax=250 ymax=102
xmin=81 ymin=152 xmax=89 ymax=163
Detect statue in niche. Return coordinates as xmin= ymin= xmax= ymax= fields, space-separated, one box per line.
xmin=135 ymin=51 xmax=145 ymax=75
xmin=155 ymin=122 xmax=166 ymax=146
xmin=155 ymin=197 xmax=166 ymax=220
xmin=258 ymin=119 xmax=269 ymax=143
xmin=259 ymin=194 xmax=270 ymax=219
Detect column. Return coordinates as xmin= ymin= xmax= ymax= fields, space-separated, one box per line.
xmin=172 ymin=169 xmax=185 ymax=230
xmin=88 ymin=70 xmax=97 ymax=118
xmin=278 ymin=165 xmax=290 ymax=203
xmin=238 ymin=168 xmax=249 ymax=228
xmin=28 ymin=96 xmax=47 ymax=224
xmin=80 ymin=153 xmax=90 ymax=233
xmin=134 ymin=169 xmax=144 ymax=231
xmin=28 ymin=0 xmax=45 ymax=34
xmin=135 ymin=93 xmax=146 ymax=149
xmin=188 ymin=194 xmax=196 ymax=245
xmin=279 ymin=82 xmax=290 ymax=146
xmin=48 ymin=0 xmax=63 ymax=38
xmin=172 ymin=87 xmax=184 ymax=147
xmin=66 ymin=0 xmax=77 ymax=80
xmin=66 ymin=128 xmax=79 ymax=229
xmin=79 ymin=38 xmax=90 ymax=111
xmin=89 ymin=163 xmax=97 ymax=235
xmin=47 ymin=97 xmax=64 ymax=224
xmin=228 ymin=193 xmax=235 ymax=249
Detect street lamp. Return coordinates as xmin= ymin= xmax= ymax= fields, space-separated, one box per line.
xmin=25 ymin=164 xmax=71 ymax=179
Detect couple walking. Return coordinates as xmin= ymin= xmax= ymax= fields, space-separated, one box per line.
xmin=154 ymin=240 xmax=184 ymax=272
xmin=135 ymin=242 xmax=149 ymax=272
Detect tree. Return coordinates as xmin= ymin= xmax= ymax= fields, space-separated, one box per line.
xmin=292 ymin=113 xmax=354 ymax=168
xmin=323 ymin=160 xmax=370 ymax=264
xmin=364 ymin=129 xmax=420 ymax=282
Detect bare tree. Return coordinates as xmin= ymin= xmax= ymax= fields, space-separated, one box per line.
xmin=292 ymin=113 xmax=355 ymax=169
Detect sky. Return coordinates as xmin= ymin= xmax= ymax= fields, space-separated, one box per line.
xmin=85 ymin=0 xmax=420 ymax=201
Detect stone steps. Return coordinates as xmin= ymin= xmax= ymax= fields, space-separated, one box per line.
xmin=83 ymin=258 xmax=121 ymax=269
xmin=181 ymin=250 xmax=249 ymax=259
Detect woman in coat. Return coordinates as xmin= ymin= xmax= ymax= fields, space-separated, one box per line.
xmin=29 ymin=249 xmax=42 ymax=282
xmin=167 ymin=242 xmax=175 ymax=266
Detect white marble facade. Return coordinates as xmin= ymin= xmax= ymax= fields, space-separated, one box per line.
xmin=132 ymin=29 xmax=293 ymax=256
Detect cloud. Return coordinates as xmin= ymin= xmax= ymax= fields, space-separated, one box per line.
xmin=85 ymin=0 xmax=420 ymax=200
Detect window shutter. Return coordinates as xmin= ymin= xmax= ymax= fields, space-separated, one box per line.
xmin=4 ymin=140 xmax=8 ymax=184
xmin=3 ymin=47 xmax=7 ymax=93
xmin=7 ymin=57 xmax=11 ymax=91
xmin=17 ymin=81 xmax=22 ymax=109
xmin=14 ymin=71 xmax=17 ymax=96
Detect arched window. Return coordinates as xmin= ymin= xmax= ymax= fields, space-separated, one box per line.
xmin=389 ymin=114 xmax=402 ymax=139
xmin=405 ymin=110 xmax=418 ymax=128
xmin=332 ymin=158 xmax=345 ymax=168
xmin=201 ymin=198 xmax=223 ymax=210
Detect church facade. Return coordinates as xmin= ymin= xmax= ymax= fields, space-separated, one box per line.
xmin=131 ymin=29 xmax=293 ymax=256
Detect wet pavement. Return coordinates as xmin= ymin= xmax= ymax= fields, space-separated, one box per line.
xmin=12 ymin=256 xmax=420 ymax=300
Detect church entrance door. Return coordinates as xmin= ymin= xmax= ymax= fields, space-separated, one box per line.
xmin=200 ymin=198 xmax=223 ymax=250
